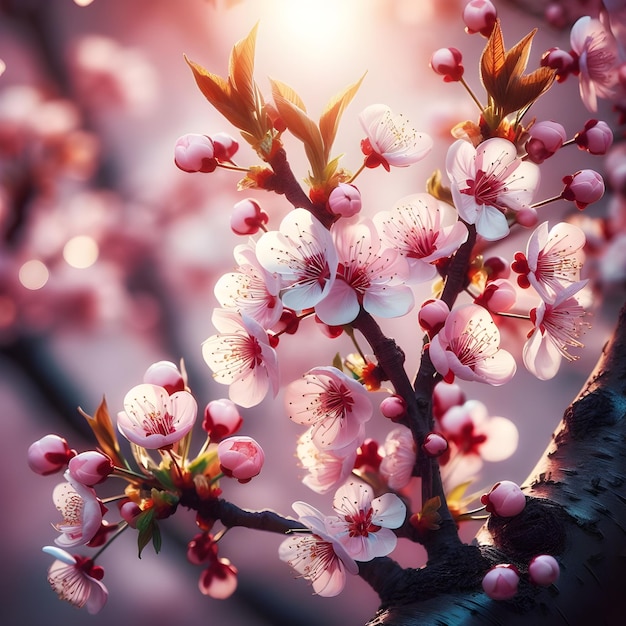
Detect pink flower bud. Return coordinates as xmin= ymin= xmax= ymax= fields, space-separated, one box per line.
xmin=432 ymin=382 xmax=465 ymax=420
xmin=380 ymin=395 xmax=407 ymax=421
xmin=418 ymin=299 xmax=450 ymax=338
xmin=474 ymin=279 xmax=516 ymax=312
xmin=574 ymin=119 xmax=613 ymax=155
xmin=217 ymin=436 xmax=265 ymax=483
xmin=515 ymin=206 xmax=538 ymax=228
xmin=187 ymin=532 xmax=218 ymax=565
xmin=211 ymin=132 xmax=239 ymax=162
xmin=528 ymin=554 xmax=560 ymax=586
xmin=482 ymin=564 xmax=519 ymax=600
xmin=174 ymin=133 xmax=217 ymax=173
xmin=328 ymin=183 xmax=362 ymax=217
xmin=463 ymin=0 xmax=497 ymax=37
xmin=481 ymin=480 xmax=526 ymax=517
xmin=422 ymin=432 xmax=448 ymax=457
xmin=143 ymin=360 xmax=185 ymax=395
xmin=68 ymin=451 xmax=114 ymax=486
xmin=27 ymin=434 xmax=76 ymax=475
xmin=230 ymin=198 xmax=269 ymax=236
xmin=430 ymin=48 xmax=464 ymax=82
xmin=540 ymin=47 xmax=578 ymax=82
xmin=525 ymin=121 xmax=566 ymax=163
xmin=119 ymin=500 xmax=142 ymax=528
xmin=203 ymin=399 xmax=243 ymax=441
xmin=561 ymin=169 xmax=605 ymax=210
xmin=483 ymin=256 xmax=510 ymax=280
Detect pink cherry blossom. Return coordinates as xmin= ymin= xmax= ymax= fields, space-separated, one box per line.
xmin=432 ymin=381 xmax=466 ymax=419
xmin=481 ymin=480 xmax=526 ymax=517
xmin=117 ymin=383 xmax=197 ymax=449
xmin=27 ymin=434 xmax=76 ymax=475
xmin=511 ymin=221 xmax=585 ymax=301
xmin=255 ymin=208 xmax=338 ymax=311
xmin=525 ymin=121 xmax=566 ymax=164
xmin=202 ymin=308 xmax=279 ymax=408
xmin=279 ymin=501 xmax=359 ymax=597
xmin=430 ymin=48 xmax=464 ymax=82
xmin=379 ymin=426 xmax=417 ymax=490
xmin=561 ymin=169 xmax=605 ymax=210
xmin=214 ymin=240 xmax=283 ymax=329
xmin=570 ymin=16 xmax=620 ymax=112
xmin=374 ymin=193 xmax=468 ymax=282
xmin=574 ymin=119 xmax=614 ymax=155
xmin=359 ymin=104 xmax=433 ymax=170
xmin=462 ymin=0 xmax=497 ymax=37
xmin=143 ymin=360 xmax=185 ymax=395
xmin=202 ymin=398 xmax=243 ymax=441
xmin=52 ymin=472 xmax=103 ymax=547
xmin=528 ymin=554 xmax=560 ymax=586
xmin=428 ymin=304 xmax=517 ymax=385
xmin=174 ymin=133 xmax=217 ymax=173
xmin=198 ymin=556 xmax=238 ymax=599
xmin=42 ymin=546 xmax=108 ymax=614
xmin=446 ymin=138 xmax=540 ymax=241
xmin=230 ymin=198 xmax=269 ymax=236
xmin=326 ymin=481 xmax=406 ymax=561
xmin=296 ymin=428 xmax=358 ymax=495
xmin=328 ymin=183 xmax=362 ymax=218
xmin=217 ymin=436 xmax=265 ymax=483
xmin=68 ymin=451 xmax=114 ymax=486
xmin=315 ymin=216 xmax=413 ymax=326
xmin=482 ymin=564 xmax=519 ymax=600
xmin=523 ymin=280 xmax=589 ymax=380
xmin=285 ymin=366 xmax=373 ymax=450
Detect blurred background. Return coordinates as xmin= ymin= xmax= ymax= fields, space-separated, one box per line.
xmin=1 ymin=0 xmax=622 ymax=624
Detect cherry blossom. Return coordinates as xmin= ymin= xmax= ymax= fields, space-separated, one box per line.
xmin=174 ymin=133 xmax=217 ymax=173
xmin=285 ymin=366 xmax=373 ymax=450
xmin=296 ymin=428 xmax=358 ymax=495
xmin=446 ymin=138 xmax=540 ymax=240
xmin=328 ymin=183 xmax=362 ymax=218
xmin=42 ymin=546 xmax=108 ymax=614
xmin=217 ymin=436 xmax=265 ymax=483
xmin=574 ymin=119 xmax=614 ymax=155
xmin=255 ymin=208 xmax=338 ymax=311
xmin=561 ymin=169 xmax=605 ymax=210
xmin=379 ymin=425 xmax=417 ymax=490
xmin=523 ymin=280 xmax=589 ymax=380
xmin=430 ymin=48 xmax=464 ymax=82
xmin=525 ymin=121 xmax=566 ymax=164
xmin=68 ymin=451 xmax=114 ymax=486
xmin=326 ymin=481 xmax=406 ymax=561
xmin=214 ymin=240 xmax=283 ymax=329
xmin=462 ymin=0 xmax=497 ymax=37
xmin=28 ymin=434 xmax=76 ymax=475
xmin=202 ymin=308 xmax=279 ymax=408
xmin=359 ymin=104 xmax=433 ymax=170
xmin=279 ymin=501 xmax=358 ymax=597
xmin=428 ymin=304 xmax=517 ymax=385
xmin=374 ymin=192 xmax=468 ymax=282
xmin=511 ymin=221 xmax=586 ymax=301
xmin=52 ymin=472 xmax=103 ymax=547
xmin=117 ymin=383 xmax=197 ymax=449
xmin=198 ymin=557 xmax=238 ymax=599
xmin=570 ymin=16 xmax=620 ymax=112
xmin=315 ymin=216 xmax=413 ymax=326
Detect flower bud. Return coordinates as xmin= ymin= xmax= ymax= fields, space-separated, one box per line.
xmin=481 ymin=480 xmax=526 ymax=517
xmin=211 ymin=132 xmax=239 ymax=162
xmin=430 ymin=48 xmax=464 ymax=82
xmin=525 ymin=121 xmax=566 ymax=163
xmin=203 ymin=399 xmax=243 ymax=442
xmin=187 ymin=532 xmax=218 ymax=565
xmin=483 ymin=256 xmax=510 ymax=280
xmin=540 ymin=47 xmax=578 ymax=82
xmin=174 ymin=133 xmax=217 ymax=173
xmin=515 ymin=206 xmax=538 ymax=228
xmin=422 ymin=432 xmax=448 ymax=457
xmin=561 ymin=169 xmax=605 ymax=210
xmin=528 ymin=554 xmax=560 ymax=586
xmin=119 ymin=500 xmax=142 ymax=528
xmin=68 ymin=451 xmax=114 ymax=486
xmin=328 ymin=183 xmax=362 ymax=217
xmin=574 ymin=119 xmax=613 ymax=155
xmin=27 ymin=434 xmax=76 ymax=475
xmin=217 ymin=436 xmax=265 ymax=483
xmin=380 ymin=395 xmax=407 ymax=421
xmin=463 ymin=0 xmax=497 ymax=37
xmin=432 ymin=382 xmax=465 ymax=420
xmin=418 ymin=299 xmax=450 ymax=338
xmin=474 ymin=279 xmax=516 ymax=312
xmin=482 ymin=564 xmax=519 ymax=600
xmin=143 ymin=360 xmax=185 ymax=395
xmin=230 ymin=198 xmax=269 ymax=236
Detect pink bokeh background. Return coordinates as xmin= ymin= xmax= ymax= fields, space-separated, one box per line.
xmin=0 ymin=1 xmax=620 ymax=624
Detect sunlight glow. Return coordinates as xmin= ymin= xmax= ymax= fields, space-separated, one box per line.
xmin=63 ymin=235 xmax=99 ymax=269
xmin=19 ymin=260 xmax=49 ymax=290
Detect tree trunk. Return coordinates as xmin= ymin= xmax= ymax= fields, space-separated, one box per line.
xmin=366 ymin=303 xmax=626 ymax=626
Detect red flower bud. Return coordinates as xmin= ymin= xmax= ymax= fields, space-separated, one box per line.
xmin=230 ymin=198 xmax=269 ymax=236
xmin=463 ymin=0 xmax=497 ymax=37
xmin=430 ymin=48 xmax=464 ymax=82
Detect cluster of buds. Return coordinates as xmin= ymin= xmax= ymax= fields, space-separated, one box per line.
xmin=29 ymin=360 xmax=265 ymax=612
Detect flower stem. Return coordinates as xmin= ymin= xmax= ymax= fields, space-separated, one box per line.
xmin=530 ymin=194 xmax=563 ymax=209
xmin=460 ymin=77 xmax=485 ymax=112
xmin=91 ymin=522 xmax=129 ymax=561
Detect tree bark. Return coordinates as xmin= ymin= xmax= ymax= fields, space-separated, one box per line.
xmin=366 ymin=302 xmax=626 ymax=626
